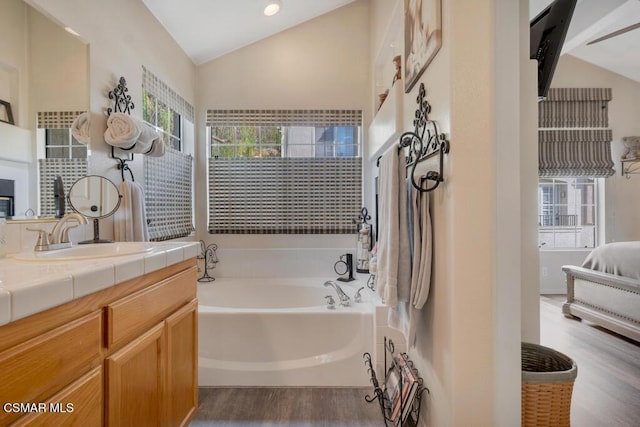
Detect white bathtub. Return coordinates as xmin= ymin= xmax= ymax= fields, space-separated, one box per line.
xmin=197 ymin=278 xmax=374 ymax=386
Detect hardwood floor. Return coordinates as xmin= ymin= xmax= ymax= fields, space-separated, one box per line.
xmin=540 ymin=295 xmax=640 ymax=427
xmin=190 ymin=387 xmax=385 ymax=427
xmin=190 ymin=297 xmax=639 ymax=426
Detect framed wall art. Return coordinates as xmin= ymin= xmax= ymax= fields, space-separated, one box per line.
xmin=404 ymin=0 xmax=442 ymax=93
xmin=0 ymin=100 xmax=14 ymax=125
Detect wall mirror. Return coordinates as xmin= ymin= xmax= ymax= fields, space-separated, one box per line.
xmin=0 ymin=0 xmax=89 ymax=220
xmin=68 ymin=175 xmax=121 ymax=244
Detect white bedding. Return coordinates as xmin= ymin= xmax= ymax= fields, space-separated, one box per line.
xmin=581 ymin=241 xmax=640 ymax=280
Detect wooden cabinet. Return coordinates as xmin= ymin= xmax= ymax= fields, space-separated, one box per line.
xmin=165 ymin=300 xmax=198 ymax=426
xmin=106 ymin=323 xmax=164 ymax=426
xmin=0 ymin=311 xmax=102 ymax=426
xmin=0 ymin=259 xmax=197 ymax=427
xmin=12 ymin=367 xmax=103 ymax=427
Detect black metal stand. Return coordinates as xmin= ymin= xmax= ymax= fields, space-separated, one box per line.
xmin=197 ymin=240 xmax=218 ymax=282
xmin=363 ymin=337 xmax=429 ymax=426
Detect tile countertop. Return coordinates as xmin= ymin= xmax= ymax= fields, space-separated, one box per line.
xmin=0 ymin=241 xmax=200 ymax=327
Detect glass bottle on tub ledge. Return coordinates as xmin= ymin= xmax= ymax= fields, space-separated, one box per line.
xmin=355 ymin=207 xmax=372 ymax=273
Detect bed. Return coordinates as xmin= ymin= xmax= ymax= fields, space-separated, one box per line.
xmin=562 ymin=241 xmax=640 ymax=342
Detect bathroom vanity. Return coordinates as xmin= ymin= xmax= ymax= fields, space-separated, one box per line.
xmin=0 ymin=242 xmax=199 ymax=426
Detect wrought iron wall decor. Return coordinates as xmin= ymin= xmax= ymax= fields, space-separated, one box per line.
xmin=107 ymin=76 xmax=135 ymax=181
xmin=197 ymin=240 xmax=218 ymax=282
xmin=107 ymin=76 xmax=134 ymax=116
xmin=378 ymin=82 xmax=450 ymax=192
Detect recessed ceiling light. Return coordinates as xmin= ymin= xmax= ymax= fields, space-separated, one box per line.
xmin=264 ymin=0 xmax=282 ymax=16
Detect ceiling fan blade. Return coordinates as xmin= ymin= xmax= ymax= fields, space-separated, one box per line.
xmin=587 ymin=22 xmax=640 ymax=45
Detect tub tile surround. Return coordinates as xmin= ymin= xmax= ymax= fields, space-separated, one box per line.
xmin=212 ymin=247 xmax=361 ymax=278
xmin=0 ymin=241 xmax=199 ymax=324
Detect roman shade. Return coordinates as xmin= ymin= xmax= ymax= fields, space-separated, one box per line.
xmin=144 ymin=148 xmax=194 ymax=241
xmin=142 ymin=65 xmax=195 ymax=123
xmin=37 ymin=111 xmax=85 ymax=129
xmin=208 ymin=157 xmax=362 ymax=234
xmin=38 ymin=158 xmax=87 ymax=216
xmin=538 ymin=88 xmax=614 ymax=178
xmin=207 ymin=109 xmax=363 ymax=235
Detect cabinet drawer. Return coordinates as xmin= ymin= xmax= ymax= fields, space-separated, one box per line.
xmin=11 ymin=366 xmax=103 ymax=427
xmin=0 ymin=311 xmax=102 ymax=426
xmin=106 ymin=267 xmax=196 ymax=349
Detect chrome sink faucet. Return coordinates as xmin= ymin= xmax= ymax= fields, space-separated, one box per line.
xmin=324 ymin=280 xmax=352 ymax=307
xmin=27 ymin=213 xmax=88 ymax=251
xmin=50 ymin=213 xmax=88 ymax=244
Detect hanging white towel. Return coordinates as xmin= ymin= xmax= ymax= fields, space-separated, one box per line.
xmin=114 ymin=180 xmax=149 ymax=242
xmin=376 ymin=147 xmax=411 ymax=308
xmin=71 ymin=111 xmax=91 ymax=144
xmin=104 ymin=112 xmax=141 ymax=149
xmin=388 ymin=177 xmax=433 ymax=346
xmin=407 ymin=182 xmax=432 ymax=345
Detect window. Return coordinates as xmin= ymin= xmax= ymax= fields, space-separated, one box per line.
xmin=142 ymin=90 xmax=182 ymax=151
xmin=45 ymin=129 xmax=87 ymax=159
xmin=207 ymin=109 xmax=363 ymax=234
xmin=210 ymin=125 xmax=360 ymax=159
xmin=538 ymin=177 xmax=598 ymax=249
xmin=141 ymin=66 xmax=195 ymax=241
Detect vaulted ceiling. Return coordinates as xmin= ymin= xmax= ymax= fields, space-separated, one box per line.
xmin=141 ymin=0 xmax=356 ymax=65
xmin=142 ymin=0 xmax=640 ymax=82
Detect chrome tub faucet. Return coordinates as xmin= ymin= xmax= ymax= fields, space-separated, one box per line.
xmin=323 ymin=280 xmax=352 ymax=307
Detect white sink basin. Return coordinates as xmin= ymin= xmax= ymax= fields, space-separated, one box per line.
xmin=13 ymin=242 xmax=154 ymax=262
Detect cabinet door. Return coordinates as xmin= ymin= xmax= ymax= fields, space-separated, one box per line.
xmin=12 ymin=366 xmax=103 ymax=427
xmin=165 ymin=299 xmax=198 ymax=427
xmin=106 ymin=323 xmax=164 ymax=427
xmin=0 ymin=311 xmax=102 ymax=426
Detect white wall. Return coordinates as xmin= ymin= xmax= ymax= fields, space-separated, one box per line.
xmin=28 ymin=7 xmax=89 ymax=113
xmin=370 ymin=0 xmax=530 ymax=425
xmin=195 ymin=0 xmax=371 ymax=252
xmin=540 ymin=54 xmax=640 ymax=293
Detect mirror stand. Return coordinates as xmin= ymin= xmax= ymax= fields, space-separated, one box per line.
xmin=68 ymin=175 xmax=122 ymax=244
xmin=78 ymin=218 xmax=113 ymax=244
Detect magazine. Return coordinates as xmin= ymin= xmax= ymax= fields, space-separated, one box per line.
xmin=392 ymin=354 xmax=419 ymax=424
xmin=384 ymin=364 xmax=402 ymax=415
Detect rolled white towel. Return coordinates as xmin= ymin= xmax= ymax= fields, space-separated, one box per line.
xmin=131 ymin=124 xmax=160 ymax=154
xmin=145 ymin=139 xmax=166 ymax=157
xmin=104 ymin=112 xmax=141 ymax=149
xmin=71 ymin=112 xmax=91 ymax=144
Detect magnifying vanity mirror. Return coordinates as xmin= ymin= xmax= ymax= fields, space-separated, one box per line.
xmin=68 ymin=175 xmax=121 ymax=244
